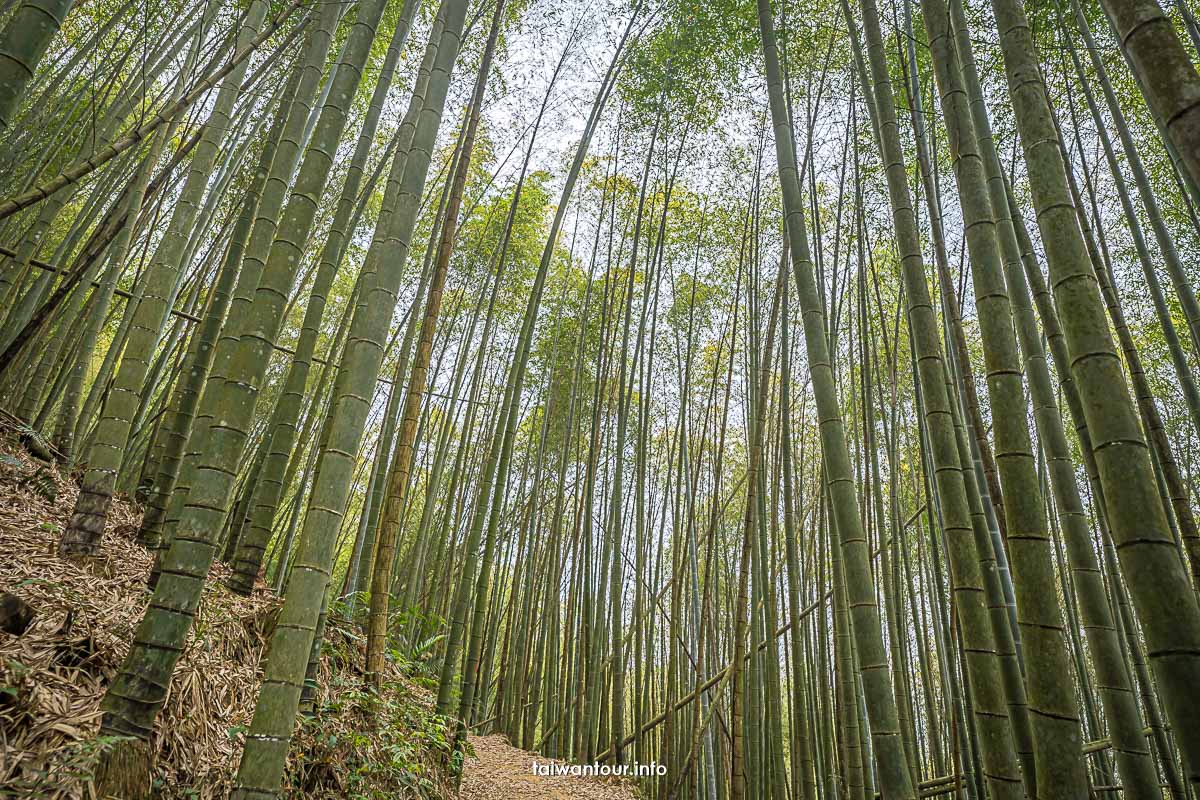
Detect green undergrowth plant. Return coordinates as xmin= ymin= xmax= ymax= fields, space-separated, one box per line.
xmin=286 ymin=617 xmax=458 ymax=799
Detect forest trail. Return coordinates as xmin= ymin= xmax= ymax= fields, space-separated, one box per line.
xmin=459 ymin=735 xmax=638 ymax=800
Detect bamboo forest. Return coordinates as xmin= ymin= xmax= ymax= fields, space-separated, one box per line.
xmin=2 ymin=0 xmax=1200 ymax=794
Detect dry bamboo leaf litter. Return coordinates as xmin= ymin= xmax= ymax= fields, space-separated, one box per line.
xmin=0 ymin=439 xmax=280 ymax=798
xmin=0 ymin=438 xmax=451 ymax=799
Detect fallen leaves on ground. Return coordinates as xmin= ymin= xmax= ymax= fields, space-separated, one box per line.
xmin=0 ymin=437 xmax=449 ymax=799
xmin=0 ymin=440 xmax=279 ymax=798
xmin=459 ymin=735 xmax=639 ymax=800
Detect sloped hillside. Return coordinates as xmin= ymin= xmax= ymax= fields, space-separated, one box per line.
xmin=0 ymin=438 xmax=453 ymax=799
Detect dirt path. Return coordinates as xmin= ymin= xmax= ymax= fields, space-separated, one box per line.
xmin=458 ymin=735 xmax=639 ymax=800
